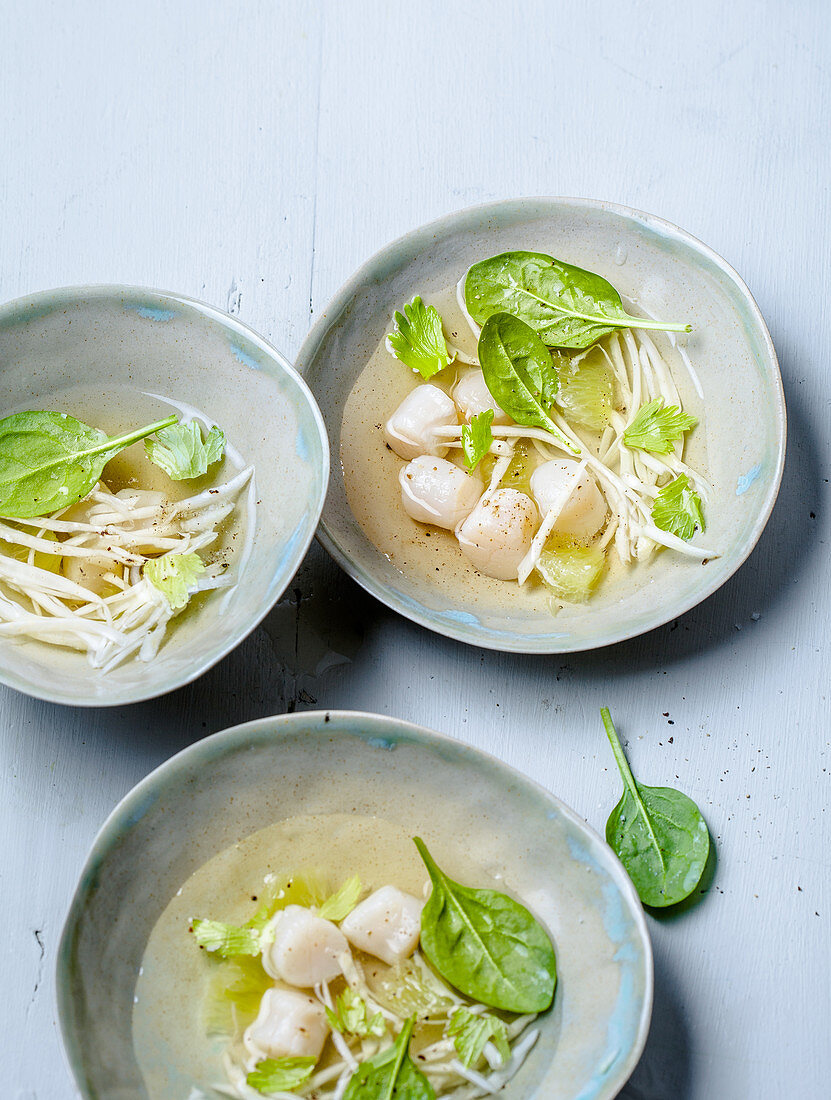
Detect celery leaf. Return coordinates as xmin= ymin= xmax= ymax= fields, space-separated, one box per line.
xmin=461 ymin=409 xmax=494 ymax=471
xmin=325 ymin=987 xmax=386 ymax=1038
xmin=144 ymin=551 xmax=205 ymax=610
xmin=145 ymin=421 xmax=225 ymax=480
xmin=317 ymin=874 xmax=362 ymax=921
xmin=447 ymin=1007 xmax=510 ymax=1068
xmin=247 ymin=1056 xmax=316 ymax=1094
xmin=652 ymin=474 xmax=705 ymax=540
xmin=190 ymin=918 xmax=260 ymax=957
xmin=387 ymin=297 xmax=453 ymax=380
xmin=623 ymin=398 xmax=697 ymax=455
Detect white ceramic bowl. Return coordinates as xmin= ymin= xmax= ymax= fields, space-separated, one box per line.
xmin=0 ymin=285 xmax=329 ymax=705
xmin=57 ymin=710 xmax=652 ymax=1100
xmin=297 ymin=198 xmax=786 ymax=652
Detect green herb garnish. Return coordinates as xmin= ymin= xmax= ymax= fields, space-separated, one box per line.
xmin=143 ymin=551 xmax=206 ymax=610
xmin=461 ymin=410 xmax=494 ymax=471
xmin=145 ymin=420 xmax=225 ymax=480
xmin=623 ymin=398 xmax=697 ymax=454
xmin=325 ymin=987 xmax=386 ymax=1039
xmin=0 ymin=411 xmax=177 ymax=518
xmin=447 ymin=1007 xmax=510 ymax=1068
xmin=387 ymin=296 xmax=453 ymax=380
xmin=652 ymin=474 xmax=704 ymax=540
xmin=317 ymin=874 xmax=363 ymax=921
xmin=602 ymin=707 xmax=710 ymax=908
xmin=414 ymin=837 xmax=556 ymax=1014
xmin=247 ymin=1056 xmax=316 ymax=1094
xmin=190 ymin=918 xmax=260 ymax=957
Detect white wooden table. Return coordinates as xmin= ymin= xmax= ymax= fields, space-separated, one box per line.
xmin=2 ymin=2 xmax=828 ymax=1097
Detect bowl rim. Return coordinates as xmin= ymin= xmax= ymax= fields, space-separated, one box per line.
xmin=297 ymin=195 xmax=787 ymax=653
xmin=0 ymin=282 xmax=331 ymax=705
xmin=56 ymin=707 xmax=654 ymax=1100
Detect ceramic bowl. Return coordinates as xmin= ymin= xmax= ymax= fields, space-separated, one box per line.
xmin=0 ymin=286 xmax=328 ymax=705
xmin=297 ymin=197 xmax=786 ymax=652
xmin=57 ymin=709 xmax=652 ymax=1100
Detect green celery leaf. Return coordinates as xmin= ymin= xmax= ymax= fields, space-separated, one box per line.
xmin=190 ymin=918 xmax=261 ymax=957
xmin=623 ymin=398 xmax=697 ymax=455
xmin=246 ymin=871 xmax=331 ymax=932
xmin=652 ymin=474 xmax=704 ymax=540
xmin=317 ymin=874 xmax=363 ymax=921
xmin=461 ymin=409 xmax=494 ymax=471
xmin=387 ymin=296 xmax=453 ymax=380
xmin=447 ymin=1007 xmax=510 ymax=1068
xmin=247 ymin=1056 xmax=316 ymax=1094
xmin=325 ymin=987 xmax=387 ymax=1038
xmin=145 ymin=421 xmax=225 ymax=480
xmin=143 ymin=551 xmax=205 ymax=610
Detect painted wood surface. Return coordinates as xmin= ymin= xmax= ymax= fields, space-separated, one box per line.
xmin=0 ymin=1 xmax=828 ymax=1097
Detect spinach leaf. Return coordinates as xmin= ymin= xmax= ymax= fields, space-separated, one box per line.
xmin=0 ymin=411 xmax=178 ymax=518
xmin=465 ymin=251 xmax=690 ymax=349
xmin=477 ymin=313 xmax=577 ymax=454
xmin=602 ymin=707 xmax=710 ymax=908
xmin=342 ymin=1017 xmax=434 ymax=1100
xmin=413 ymin=837 xmax=556 ymax=1014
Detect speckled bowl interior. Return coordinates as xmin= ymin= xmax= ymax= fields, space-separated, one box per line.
xmin=0 ymin=286 xmax=329 ymax=705
xmin=297 ymin=198 xmax=786 ymax=652
xmin=57 ymin=710 xmax=652 ymax=1100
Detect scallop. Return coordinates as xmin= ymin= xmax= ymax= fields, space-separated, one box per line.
xmin=340 ymin=886 xmax=424 ymax=967
xmin=261 ymin=905 xmax=348 ymax=987
xmin=244 ymin=987 xmax=328 ymax=1061
xmin=457 ymin=488 xmax=538 ymax=580
xmin=529 ymin=460 xmax=606 ymax=540
xmin=383 ymin=384 xmax=457 ymax=460
xmin=452 ymin=369 xmax=511 ymax=424
xmin=399 ymin=456 xmax=482 ymax=530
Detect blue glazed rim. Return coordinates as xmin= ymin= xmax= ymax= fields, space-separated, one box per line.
xmin=0 ymin=284 xmax=330 ymax=705
xmin=56 ymin=709 xmax=653 ymax=1100
xmin=297 ymin=196 xmax=787 ymax=653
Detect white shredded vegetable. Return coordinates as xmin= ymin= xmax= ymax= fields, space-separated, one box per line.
xmin=0 ymin=468 xmax=253 ymax=669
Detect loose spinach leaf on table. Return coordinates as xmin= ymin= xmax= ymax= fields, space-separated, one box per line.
xmin=465 ymin=251 xmax=690 ymax=349
xmin=602 ymin=707 xmax=710 ymax=908
xmin=414 ymin=837 xmax=556 ymax=1014
xmin=342 ymin=1016 xmax=434 ymax=1100
xmin=0 ymin=411 xmax=178 ymax=518
xmin=477 ymin=312 xmax=577 ymax=454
